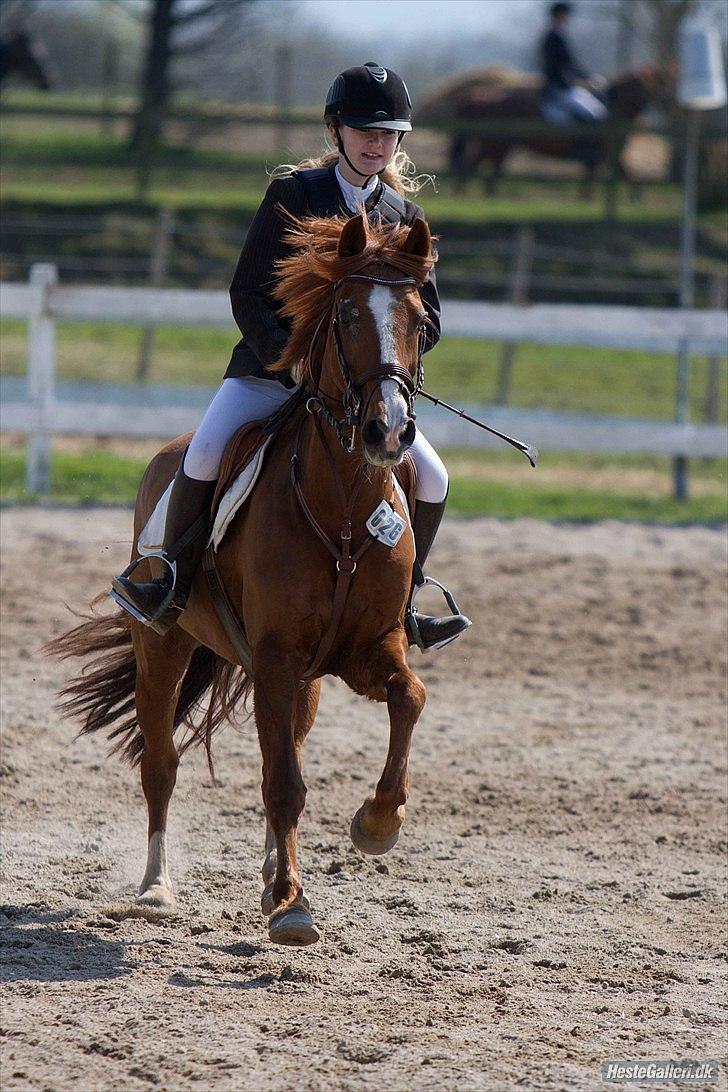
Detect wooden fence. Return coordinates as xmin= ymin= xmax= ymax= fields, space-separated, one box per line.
xmin=1 ymin=264 xmax=725 ymax=497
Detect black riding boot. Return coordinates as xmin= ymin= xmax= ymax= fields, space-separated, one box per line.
xmin=406 ymin=495 xmax=471 ymax=652
xmin=110 ymin=464 xmax=216 ymax=636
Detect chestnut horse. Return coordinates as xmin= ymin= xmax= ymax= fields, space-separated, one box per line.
xmin=46 ymin=212 xmax=436 ymax=947
xmin=448 ymin=67 xmax=669 ymax=195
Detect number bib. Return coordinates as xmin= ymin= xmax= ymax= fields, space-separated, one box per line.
xmin=366 ymin=500 xmax=407 ymax=548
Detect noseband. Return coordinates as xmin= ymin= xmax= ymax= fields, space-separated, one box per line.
xmin=306 ymin=272 xmax=426 ymax=451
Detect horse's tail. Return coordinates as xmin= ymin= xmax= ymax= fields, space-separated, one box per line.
xmin=43 ymin=594 xmax=252 ymax=776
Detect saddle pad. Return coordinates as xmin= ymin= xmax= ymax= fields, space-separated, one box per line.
xmin=209 ymin=436 xmax=272 ymax=551
xmin=137 ymin=439 xmax=272 ymax=557
xmin=137 ymin=479 xmax=175 ymax=555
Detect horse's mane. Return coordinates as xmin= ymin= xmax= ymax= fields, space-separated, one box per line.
xmin=269 ymin=214 xmax=437 ymax=379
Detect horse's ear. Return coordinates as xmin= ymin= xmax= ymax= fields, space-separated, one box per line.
xmin=338 ymin=214 xmax=368 ymax=257
xmin=402 ymin=217 xmax=431 ymax=258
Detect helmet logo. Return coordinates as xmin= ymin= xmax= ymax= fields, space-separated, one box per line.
xmin=365 ymin=63 xmax=387 ymax=83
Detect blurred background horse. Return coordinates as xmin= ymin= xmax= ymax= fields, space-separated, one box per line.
xmin=419 ymin=65 xmax=673 ymax=196
xmin=0 ymin=30 xmax=52 ymax=90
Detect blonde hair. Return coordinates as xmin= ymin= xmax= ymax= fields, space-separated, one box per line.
xmin=270 ymin=125 xmax=435 ymax=196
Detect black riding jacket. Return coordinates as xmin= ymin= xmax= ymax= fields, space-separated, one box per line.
xmin=541 ymin=27 xmax=587 ymax=91
xmin=225 ymin=165 xmax=441 ymax=383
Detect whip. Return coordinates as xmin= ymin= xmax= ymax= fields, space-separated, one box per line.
xmin=419 ymin=391 xmax=539 ymax=468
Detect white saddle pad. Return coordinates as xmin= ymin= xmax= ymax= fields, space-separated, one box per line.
xmin=137 ymin=438 xmax=272 ymax=557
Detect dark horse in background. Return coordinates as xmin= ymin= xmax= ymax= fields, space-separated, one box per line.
xmin=438 ymin=67 xmax=671 ymax=196
xmin=0 ymin=31 xmax=52 ymax=89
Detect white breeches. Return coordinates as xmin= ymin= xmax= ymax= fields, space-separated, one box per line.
xmin=184 ymin=376 xmax=448 ymax=503
xmin=542 ymin=85 xmax=608 ymax=123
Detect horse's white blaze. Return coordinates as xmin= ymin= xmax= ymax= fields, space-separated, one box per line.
xmin=140 ymin=830 xmax=171 ymax=893
xmin=368 ymin=285 xmax=409 ymax=453
xmin=368 ymin=283 xmax=397 ymax=363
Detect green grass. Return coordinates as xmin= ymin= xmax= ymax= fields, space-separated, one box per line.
xmin=1 ymin=445 xmax=725 ymax=522
xmin=448 ymin=473 xmax=727 ymax=522
xmin=2 ymin=320 xmax=725 ymax=422
xmin=0 ymin=170 xmax=683 ymax=224
xmin=0 ymin=447 xmax=148 ymax=505
xmin=0 ymin=129 xmax=686 ymax=223
xmin=0 ymin=132 xmax=272 ymax=172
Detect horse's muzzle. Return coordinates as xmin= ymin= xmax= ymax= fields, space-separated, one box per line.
xmin=362 ymin=416 xmax=416 ymax=466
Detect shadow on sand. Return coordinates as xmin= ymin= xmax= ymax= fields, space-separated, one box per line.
xmin=0 ymin=903 xmax=131 ymax=983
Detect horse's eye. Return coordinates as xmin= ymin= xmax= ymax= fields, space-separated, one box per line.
xmin=339 ymin=300 xmax=360 ymax=336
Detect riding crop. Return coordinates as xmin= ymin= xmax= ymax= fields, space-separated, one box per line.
xmin=419 ymin=391 xmax=539 ymax=468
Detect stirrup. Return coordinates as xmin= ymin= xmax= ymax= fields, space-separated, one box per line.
xmin=406 ymin=576 xmax=471 ymax=653
xmin=109 ymin=551 xmax=178 ymax=627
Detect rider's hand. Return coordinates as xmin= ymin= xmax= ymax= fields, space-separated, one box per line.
xmin=588 ymin=74 xmax=607 ymax=92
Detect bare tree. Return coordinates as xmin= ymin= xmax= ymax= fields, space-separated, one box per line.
xmin=131 ymin=0 xmax=259 ymax=191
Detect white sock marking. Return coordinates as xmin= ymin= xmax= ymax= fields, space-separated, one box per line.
xmin=141 ymin=831 xmax=171 ymax=892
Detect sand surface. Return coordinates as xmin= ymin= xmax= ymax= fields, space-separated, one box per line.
xmin=1 ymin=508 xmax=726 ymax=1091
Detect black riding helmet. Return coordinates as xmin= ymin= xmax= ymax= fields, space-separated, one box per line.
xmin=324 ymin=62 xmax=412 ymax=132
xmin=325 ymin=62 xmax=412 ymax=182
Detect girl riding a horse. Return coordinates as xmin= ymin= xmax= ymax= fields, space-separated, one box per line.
xmin=111 ymin=62 xmax=470 ymax=652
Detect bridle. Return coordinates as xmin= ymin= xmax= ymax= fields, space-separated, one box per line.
xmin=305 ymin=271 xmax=426 ymax=452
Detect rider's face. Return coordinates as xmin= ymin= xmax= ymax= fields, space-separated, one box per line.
xmin=336 ymin=125 xmax=399 ymax=183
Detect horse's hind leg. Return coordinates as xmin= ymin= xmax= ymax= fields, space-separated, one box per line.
xmin=132 ymin=621 xmax=197 ymax=908
xmin=261 ymin=679 xmax=320 ymax=917
xmin=345 ymin=631 xmax=426 ymax=855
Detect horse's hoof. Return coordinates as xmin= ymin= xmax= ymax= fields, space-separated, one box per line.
xmin=268 ymin=905 xmax=320 ymax=947
xmin=261 ymin=881 xmax=310 ymax=917
xmin=350 ymin=806 xmax=401 ymax=856
xmin=136 ymin=884 xmax=175 ymax=909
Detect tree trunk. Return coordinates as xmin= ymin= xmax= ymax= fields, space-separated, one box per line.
xmin=131 ymin=0 xmax=176 ymax=195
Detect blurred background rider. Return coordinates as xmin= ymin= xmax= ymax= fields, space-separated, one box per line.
xmin=540 ymin=1 xmax=608 ymax=123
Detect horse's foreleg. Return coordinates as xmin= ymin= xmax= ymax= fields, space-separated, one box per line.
xmin=254 ymin=660 xmax=319 ymax=945
xmin=261 ymin=679 xmax=320 ymax=917
xmin=133 ymin=622 xmax=197 ymax=908
xmin=347 ymin=634 xmax=426 ymax=855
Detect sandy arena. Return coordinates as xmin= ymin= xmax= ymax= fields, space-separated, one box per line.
xmin=1 ymin=508 xmax=726 ymax=1091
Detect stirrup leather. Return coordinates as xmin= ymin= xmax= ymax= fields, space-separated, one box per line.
xmin=406 ymin=576 xmax=471 ymax=653
xmin=109 ymin=551 xmax=178 ymax=626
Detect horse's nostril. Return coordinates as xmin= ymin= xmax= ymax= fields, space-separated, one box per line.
xmin=363 ymin=419 xmax=385 ymax=446
xmin=400 ymin=420 xmax=416 ymax=448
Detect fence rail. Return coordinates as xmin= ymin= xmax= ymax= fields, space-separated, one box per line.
xmin=3 ymin=210 xmax=708 ymax=306
xmin=1 ymin=265 xmax=725 ymax=496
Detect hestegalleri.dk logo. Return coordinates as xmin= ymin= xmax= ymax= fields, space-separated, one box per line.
xmin=602 ymin=1059 xmax=721 ymax=1084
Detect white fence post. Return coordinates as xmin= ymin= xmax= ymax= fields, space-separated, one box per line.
xmin=26 ymin=263 xmax=58 ymax=496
